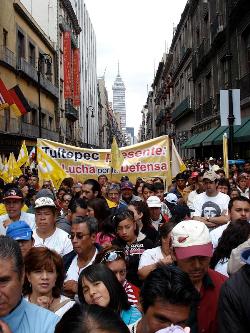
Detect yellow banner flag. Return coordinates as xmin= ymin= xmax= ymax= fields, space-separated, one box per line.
xmin=37 ymin=147 xmax=68 ymax=190
xmin=8 ymin=153 xmax=22 ymax=181
xmin=110 ymin=137 xmax=124 ymax=171
xmin=223 ymin=133 xmax=229 ymax=178
xmin=171 ymin=139 xmax=186 ymax=178
xmin=1 ymin=157 xmax=9 ymax=183
xmin=17 ymin=140 xmax=29 ymax=167
xmin=166 ymin=136 xmax=172 ymax=186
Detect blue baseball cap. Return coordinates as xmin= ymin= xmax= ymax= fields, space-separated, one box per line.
xmin=241 ymin=248 xmax=250 ymax=265
xmin=6 ymin=221 xmax=33 ymax=241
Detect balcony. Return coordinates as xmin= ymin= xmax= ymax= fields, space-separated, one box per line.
xmin=239 ymin=72 xmax=250 ymax=100
xmin=0 ymin=45 xmax=16 ymax=68
xmin=211 ymin=14 xmax=224 ymax=42
xmin=21 ymin=122 xmax=59 ymax=141
xmin=65 ymin=101 xmax=78 ymax=121
xmin=195 ymin=106 xmax=202 ymax=122
xmin=172 ymin=97 xmax=192 ymax=122
xmin=203 ymin=98 xmax=213 ymax=118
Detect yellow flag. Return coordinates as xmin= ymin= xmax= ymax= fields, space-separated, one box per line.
xmin=8 ymin=153 xmax=22 ymax=181
xmin=223 ymin=133 xmax=229 ymax=178
xmin=37 ymin=147 xmax=68 ymax=190
xmin=1 ymin=158 xmax=9 ymax=183
xmin=110 ymin=137 xmax=124 ymax=171
xmin=166 ymin=135 xmax=172 ymax=186
xmin=171 ymin=139 xmax=186 ymax=178
xmin=17 ymin=141 xmax=29 ymax=167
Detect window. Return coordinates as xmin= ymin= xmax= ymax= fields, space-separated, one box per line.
xmin=48 ymin=116 xmax=53 ymax=130
xmin=28 ymin=42 xmax=35 ymax=67
xmin=3 ymin=29 xmax=8 ymax=47
xmin=31 ymin=109 xmax=37 ymax=126
xmin=41 ymin=113 xmax=46 ymax=128
xmin=205 ymin=72 xmax=212 ymax=100
xmin=38 ymin=53 xmax=45 ymax=74
xmin=17 ymin=30 xmax=25 ymax=60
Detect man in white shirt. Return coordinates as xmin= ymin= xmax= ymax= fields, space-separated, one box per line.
xmin=146 ymin=196 xmax=166 ymax=231
xmin=210 ymin=196 xmax=250 ymax=250
xmin=33 ymin=197 xmax=73 ymax=256
xmin=193 ymin=171 xmax=230 ymax=229
xmin=0 ymin=188 xmax=35 ymax=235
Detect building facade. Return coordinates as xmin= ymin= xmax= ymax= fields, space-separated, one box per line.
xmin=112 ymin=65 xmax=126 ymax=133
xmin=0 ymin=0 xmax=59 ymax=156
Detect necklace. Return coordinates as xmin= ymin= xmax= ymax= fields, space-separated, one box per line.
xmin=28 ymin=294 xmax=54 ymax=309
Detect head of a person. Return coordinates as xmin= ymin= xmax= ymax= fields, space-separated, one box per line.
xmin=61 ymin=192 xmax=72 ymax=211
xmin=208 ymin=157 xmax=215 ymax=165
xmin=147 ymin=196 xmax=162 ymax=221
xmin=165 ymin=193 xmax=178 ymax=206
xmin=175 ymin=173 xmax=187 ymax=190
xmin=2 ymin=187 xmax=24 ymax=220
xmin=113 ymin=210 xmax=137 ymax=243
xmin=29 ymin=175 xmax=39 ymax=188
xmin=6 ymin=221 xmax=34 ymax=257
xmin=70 ymin=216 xmax=98 ymax=256
xmin=142 ymin=183 xmax=155 ymax=202
xmin=159 ymin=222 xmax=175 ymax=253
xmin=135 ymin=179 xmax=145 ymax=196
xmin=229 ymin=188 xmax=241 ymax=199
xmin=34 ymin=197 xmax=56 ymax=233
xmin=171 ymin=220 xmax=213 ymax=285
xmin=120 ymin=181 xmax=134 ymax=202
xmin=237 ymin=173 xmax=248 ymax=191
xmin=72 ymin=183 xmax=83 ymax=196
xmin=107 ymin=183 xmax=121 ymax=204
xmin=78 ymin=263 xmax=130 ymax=312
xmin=94 ymin=246 xmax=127 ymax=285
xmin=202 ymin=171 xmax=219 ymax=195
xmin=243 ymin=161 xmax=250 ymax=173
xmin=0 ymin=236 xmax=24 ymax=317
xmin=98 ymin=175 xmax=108 ymax=187
xmin=127 ymin=200 xmax=151 ymax=227
xmin=139 ymin=265 xmax=198 ymax=333
xmin=231 ymin=163 xmax=239 ymax=172
xmin=82 ymin=179 xmax=101 ymax=201
xmin=23 ymin=247 xmax=64 ymax=298
xmin=55 ymin=303 xmax=130 ymax=333
xmin=57 ymin=188 xmax=66 ymax=201
xmin=217 ymin=178 xmax=230 ymax=194
xmin=42 ymin=180 xmax=52 ymax=190
xmin=68 ymin=198 xmax=88 ymax=222
xmin=18 ymin=175 xmax=28 ymax=188
xmin=215 ymin=169 xmax=226 ymax=179
xmin=228 ymin=196 xmax=250 ymax=222
xmin=87 ymin=198 xmax=110 ymax=223
xmin=153 ymin=182 xmax=165 ymax=201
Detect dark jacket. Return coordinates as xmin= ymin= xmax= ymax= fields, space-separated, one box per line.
xmin=218 ymin=265 xmax=250 ymax=333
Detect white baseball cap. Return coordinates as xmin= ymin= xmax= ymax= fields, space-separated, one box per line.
xmin=171 ymin=220 xmax=212 ymax=260
xmin=34 ymin=197 xmax=56 ymax=209
xmin=147 ymin=196 xmax=162 ymax=208
xmin=165 ymin=193 xmax=178 ymax=205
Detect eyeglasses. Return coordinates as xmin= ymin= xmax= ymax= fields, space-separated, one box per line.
xmin=101 ymin=250 xmax=126 ymax=263
xmin=68 ymin=232 xmax=90 ymax=240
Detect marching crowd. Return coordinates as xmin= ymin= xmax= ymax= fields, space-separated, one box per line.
xmin=0 ymin=156 xmax=250 ymax=333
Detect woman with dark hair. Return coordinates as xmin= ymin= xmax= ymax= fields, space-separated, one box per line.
xmin=23 ymin=247 xmax=75 ymax=317
xmin=55 ymin=303 xmax=130 ymax=333
xmin=134 ymin=179 xmax=144 ymax=199
xmin=127 ymin=201 xmax=158 ymax=244
xmin=138 ymin=222 xmax=174 ymax=280
xmin=229 ymin=187 xmax=241 ymax=199
xmin=112 ymin=210 xmax=153 ymax=287
xmin=94 ymin=245 xmax=139 ymax=305
xmin=78 ymin=264 xmax=141 ymax=325
xmin=210 ymin=221 xmax=250 ymax=276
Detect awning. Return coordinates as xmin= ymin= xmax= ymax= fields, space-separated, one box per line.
xmin=234 ymin=118 xmax=250 ymax=143
xmin=189 ymin=127 xmax=218 ymax=148
xmin=202 ymin=126 xmax=228 ymax=146
xmin=181 ymin=134 xmax=199 ymax=149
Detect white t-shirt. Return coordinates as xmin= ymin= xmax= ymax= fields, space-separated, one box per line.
xmin=0 ymin=212 xmax=35 ymax=235
xmin=138 ymin=246 xmax=163 ymax=269
xmin=33 ymin=227 xmax=73 ymax=256
xmin=193 ymin=192 xmax=230 ymax=219
xmin=65 ymin=249 xmax=98 ymax=282
xmin=214 ymin=259 xmax=229 ymax=277
xmin=187 ymin=190 xmax=200 ymax=217
xmin=210 ymin=223 xmax=229 ymax=250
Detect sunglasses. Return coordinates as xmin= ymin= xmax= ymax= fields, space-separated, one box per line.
xmin=68 ymin=232 xmax=90 ymax=240
xmin=101 ymin=250 xmax=126 ymax=263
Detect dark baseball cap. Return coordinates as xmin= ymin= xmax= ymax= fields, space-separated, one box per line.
xmin=3 ymin=188 xmax=23 ymax=200
xmin=120 ymin=181 xmax=133 ymax=190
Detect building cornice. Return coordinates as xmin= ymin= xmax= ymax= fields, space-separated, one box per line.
xmin=60 ymin=0 xmax=81 ymax=34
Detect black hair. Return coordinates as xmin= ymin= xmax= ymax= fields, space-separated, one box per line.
xmin=217 ymin=178 xmax=230 ymax=189
xmin=98 ymin=174 xmax=108 ymax=181
xmin=83 ymin=179 xmax=101 ymax=197
xmin=153 ymin=182 xmax=165 ymax=191
xmin=55 ymin=303 xmax=129 ymax=333
xmin=72 ymin=216 xmax=98 ymax=234
xmin=0 ymin=236 xmax=24 ymax=278
xmin=87 ymin=198 xmax=110 ymax=223
xmin=159 ymin=222 xmax=175 ymax=239
xmin=210 ymin=221 xmax=250 ymax=269
xmin=142 ymin=183 xmax=154 ymax=193
xmin=228 ymin=196 xmax=250 ymax=211
xmin=69 ymin=198 xmax=87 ymax=213
xmin=140 ymin=264 xmax=198 ymax=313
xmin=78 ymin=264 xmax=130 ymax=313
xmin=113 ymin=210 xmax=135 ymax=230
xmin=128 ymin=200 xmax=151 ymax=228
xmin=18 ymin=174 xmax=29 ymax=181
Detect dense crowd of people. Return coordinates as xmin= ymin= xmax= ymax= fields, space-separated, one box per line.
xmin=0 ymin=156 xmax=250 ymax=333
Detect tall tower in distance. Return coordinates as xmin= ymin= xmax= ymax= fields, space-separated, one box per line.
xmin=112 ymin=62 xmax=126 ymax=132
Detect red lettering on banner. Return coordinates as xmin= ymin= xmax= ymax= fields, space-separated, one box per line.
xmin=73 ymin=48 xmax=80 ymax=106
xmin=63 ymin=32 xmax=72 ymax=98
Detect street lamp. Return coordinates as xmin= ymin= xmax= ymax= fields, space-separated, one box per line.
xmin=86 ymin=106 xmax=95 ymax=147
xmin=37 ymin=53 xmax=52 ymax=138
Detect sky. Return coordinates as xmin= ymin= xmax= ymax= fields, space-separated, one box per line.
xmin=84 ymin=0 xmax=188 ymax=136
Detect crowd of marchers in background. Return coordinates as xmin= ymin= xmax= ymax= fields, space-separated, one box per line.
xmin=0 ymin=157 xmax=250 ymax=333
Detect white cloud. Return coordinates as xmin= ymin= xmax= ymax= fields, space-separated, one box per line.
xmin=84 ymin=0 xmax=188 ymax=135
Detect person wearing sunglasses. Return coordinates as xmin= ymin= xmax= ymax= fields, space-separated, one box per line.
xmin=78 ymin=264 xmax=141 ymax=326
xmin=63 ymin=216 xmax=100 ymax=299
xmin=95 ymin=246 xmax=139 ymax=306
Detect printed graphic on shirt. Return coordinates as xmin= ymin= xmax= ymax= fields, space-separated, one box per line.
xmin=201 ymin=201 xmax=221 ymax=217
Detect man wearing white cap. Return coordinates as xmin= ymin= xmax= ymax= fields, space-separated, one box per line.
xmin=33 ymin=197 xmax=73 ymax=256
xmin=171 ymin=220 xmax=227 ymax=333
xmin=146 ymin=196 xmax=168 ymax=231
xmin=192 ymin=171 xmax=230 ymax=229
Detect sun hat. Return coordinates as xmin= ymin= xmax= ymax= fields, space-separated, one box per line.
xmin=147 ymin=196 xmax=162 ymax=208
xmin=203 ymin=170 xmax=219 ymax=182
xmin=165 ymin=193 xmax=178 ymax=205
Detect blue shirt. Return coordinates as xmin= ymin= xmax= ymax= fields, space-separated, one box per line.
xmin=121 ymin=306 xmax=142 ymax=325
xmin=0 ymin=298 xmax=60 ymax=333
